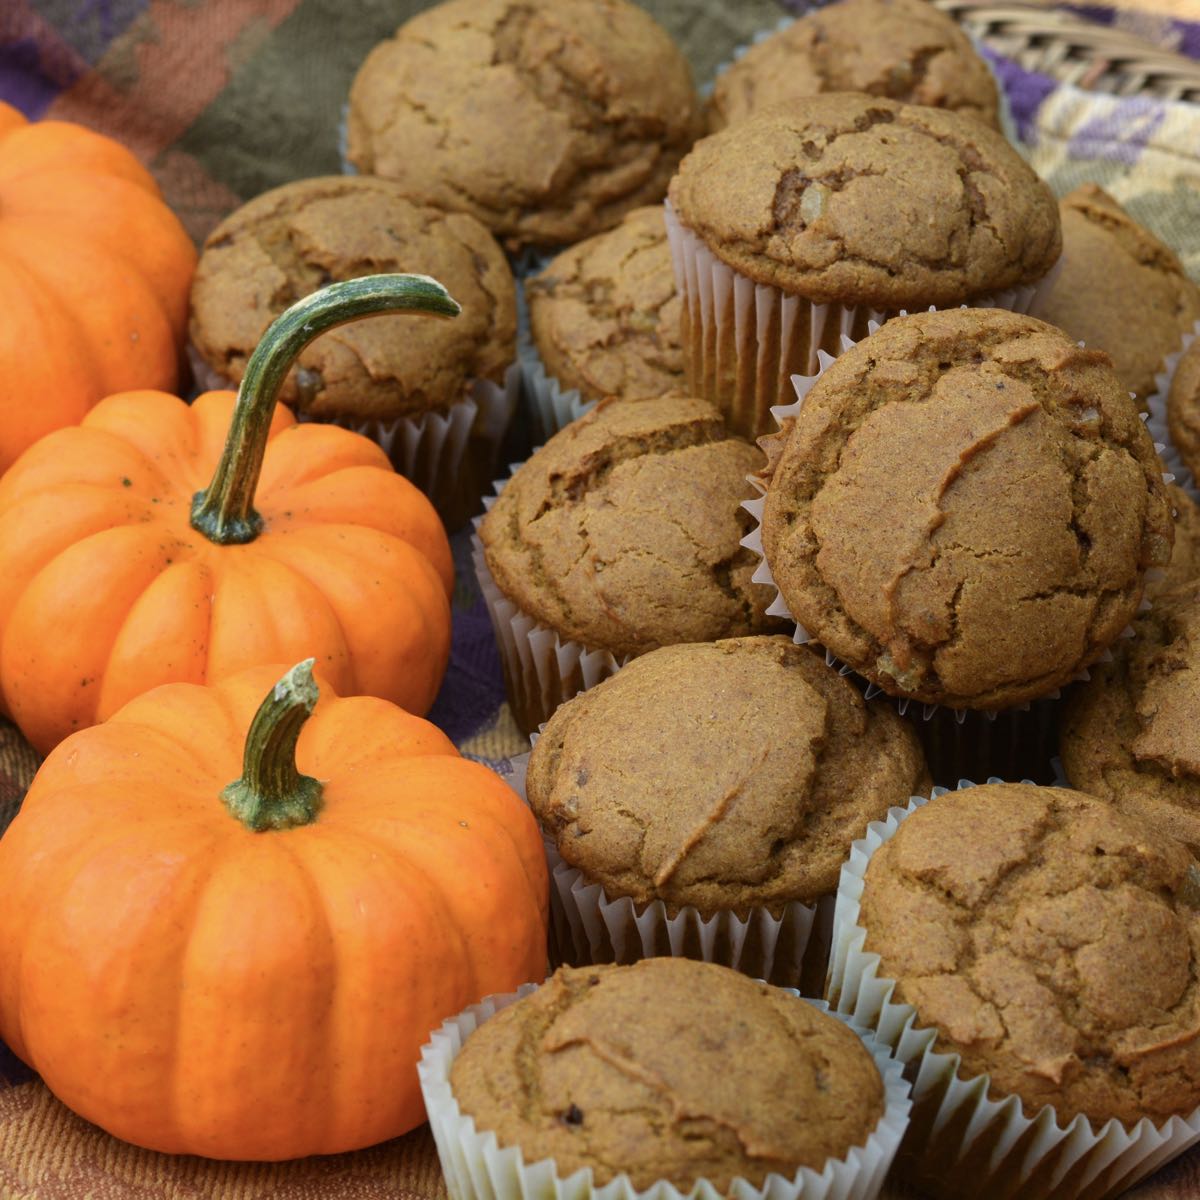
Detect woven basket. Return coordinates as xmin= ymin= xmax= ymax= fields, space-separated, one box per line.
xmin=933 ymin=0 xmax=1200 ymax=99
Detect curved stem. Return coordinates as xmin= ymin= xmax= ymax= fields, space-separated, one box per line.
xmin=191 ymin=274 xmax=460 ymax=545
xmin=222 ymin=660 xmax=324 ymax=832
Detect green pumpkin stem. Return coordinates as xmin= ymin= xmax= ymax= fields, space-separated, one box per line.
xmin=190 ymin=274 xmax=460 ymax=545
xmin=222 ymin=659 xmax=325 ymax=832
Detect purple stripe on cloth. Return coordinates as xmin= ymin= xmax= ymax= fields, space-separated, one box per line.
xmin=0 ymin=37 xmax=66 ymax=117
xmin=980 ymin=45 xmax=1060 ymax=142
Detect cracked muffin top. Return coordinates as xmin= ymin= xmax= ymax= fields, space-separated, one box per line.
xmin=860 ymin=784 xmax=1200 ymax=1126
xmin=527 ymin=206 xmax=683 ymax=403
xmin=1168 ymin=339 xmax=1200 ymax=484
xmin=760 ymin=308 xmax=1173 ymax=710
xmin=189 ymin=176 xmax=515 ymax=421
xmin=479 ymin=394 xmax=780 ymax=658
xmin=346 ymin=0 xmax=702 ymax=251
xmin=668 ymin=93 xmax=1060 ymax=310
xmin=450 ymin=959 xmax=886 ymax=1190
xmin=1031 ymin=186 xmax=1200 ymax=405
xmin=708 ymin=0 xmax=999 ymax=133
xmin=527 ymin=636 xmax=930 ymax=914
xmin=1062 ymin=582 xmax=1200 ymax=857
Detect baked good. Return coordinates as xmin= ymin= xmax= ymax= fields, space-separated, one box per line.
xmin=526 ymin=206 xmax=683 ymax=403
xmin=1168 ymin=337 xmax=1200 ymax=482
xmin=449 ymin=959 xmax=886 ymax=1191
xmin=1061 ymin=581 xmax=1200 ymax=854
xmin=528 ymin=636 xmax=929 ymax=915
xmin=760 ymin=308 xmax=1173 ymax=709
xmin=1151 ymin=485 xmax=1200 ymax=597
xmin=708 ymin=0 xmax=1000 ymax=132
xmin=859 ymin=783 xmax=1200 ymax=1127
xmin=479 ymin=395 xmax=778 ymax=661
xmin=189 ymin=175 xmax=515 ymax=422
xmin=666 ymin=93 xmax=1061 ymax=437
xmin=1031 ymin=185 xmax=1200 ymax=403
xmin=346 ymin=0 xmax=702 ymax=250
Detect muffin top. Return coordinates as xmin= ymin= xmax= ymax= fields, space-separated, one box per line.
xmin=450 ymin=959 xmax=886 ymax=1190
xmin=346 ymin=0 xmax=702 ymax=251
xmin=1032 ymin=186 xmax=1200 ymax=404
xmin=668 ymin=93 xmax=1060 ymax=310
xmin=527 ymin=206 xmax=683 ymax=403
xmin=189 ymin=176 xmax=515 ymax=421
xmin=861 ymin=784 xmax=1200 ymax=1126
xmin=760 ymin=308 xmax=1173 ymax=709
xmin=708 ymin=0 xmax=999 ymax=133
xmin=1062 ymin=582 xmax=1200 ymax=856
xmin=1168 ymin=338 xmax=1200 ymax=483
xmin=1151 ymin=486 xmax=1200 ymax=599
xmin=480 ymin=395 xmax=778 ymax=658
xmin=528 ymin=636 xmax=929 ymax=913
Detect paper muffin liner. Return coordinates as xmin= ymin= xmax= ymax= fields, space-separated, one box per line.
xmin=826 ymin=781 xmax=1200 ymax=1200
xmin=187 ymin=344 xmax=520 ymax=531
xmin=418 ymin=983 xmax=912 ymax=1200
xmin=1146 ymin=317 xmax=1200 ymax=503
xmin=516 ymin=280 xmax=596 ymax=445
xmin=472 ymin=480 xmax=624 ymax=735
xmin=664 ymin=201 xmax=1060 ymax=441
xmin=510 ymin=749 xmax=832 ymax=992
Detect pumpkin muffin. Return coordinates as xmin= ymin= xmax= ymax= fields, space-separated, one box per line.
xmin=190 ymin=175 xmax=515 ymax=422
xmin=526 ymin=205 xmax=683 ymax=405
xmin=1151 ymin=485 xmax=1200 ymax=598
xmin=448 ymin=959 xmax=889 ymax=1192
xmin=1061 ymin=581 xmax=1200 ymax=855
xmin=1168 ymin=337 xmax=1200 ymax=483
xmin=859 ymin=784 xmax=1200 ymax=1129
xmin=1031 ymin=185 xmax=1200 ymax=404
xmin=346 ymin=0 xmax=703 ymax=251
xmin=708 ymin=0 xmax=1000 ymax=133
xmin=760 ymin=308 xmax=1173 ymax=710
xmin=529 ymin=636 xmax=930 ymax=917
xmin=667 ymin=93 xmax=1061 ymax=437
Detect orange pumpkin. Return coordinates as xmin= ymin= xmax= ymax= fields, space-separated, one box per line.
xmin=0 ymin=275 xmax=459 ymax=755
xmin=0 ymin=659 xmax=549 ymax=1159
xmin=0 ymin=101 xmax=197 ymax=472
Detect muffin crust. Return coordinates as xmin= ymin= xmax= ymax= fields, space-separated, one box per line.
xmin=1168 ymin=338 xmax=1200 ymax=483
xmin=860 ymin=784 xmax=1200 ymax=1126
xmin=760 ymin=308 xmax=1173 ymax=709
xmin=451 ymin=960 xmax=885 ymax=1190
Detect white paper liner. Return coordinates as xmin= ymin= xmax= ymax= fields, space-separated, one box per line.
xmin=1146 ymin=318 xmax=1200 ymax=503
xmin=664 ymin=201 xmax=1059 ymax=441
xmin=472 ymin=479 xmax=624 ymax=735
xmin=418 ymin=983 xmax=912 ymax=1200
xmin=516 ymin=280 xmax=596 ymax=443
xmin=826 ymin=780 xmax=1200 ymax=1200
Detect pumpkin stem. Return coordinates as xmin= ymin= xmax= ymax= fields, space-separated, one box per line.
xmin=190 ymin=274 xmax=461 ymax=545
xmin=222 ymin=659 xmax=325 ymax=832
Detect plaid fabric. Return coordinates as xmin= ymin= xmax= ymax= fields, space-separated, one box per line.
xmin=2 ymin=0 xmax=1200 ymax=1195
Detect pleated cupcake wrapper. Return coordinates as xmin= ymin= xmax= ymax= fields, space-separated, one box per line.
xmin=418 ymin=984 xmax=912 ymax=1200
xmin=826 ymin=781 xmax=1200 ymax=1200
xmin=737 ymin=332 xmax=1163 ymax=785
xmin=516 ymin=281 xmax=596 ymax=444
xmin=664 ymin=201 xmax=1057 ymax=441
xmin=1146 ymin=318 xmax=1200 ymax=503
xmin=471 ymin=479 xmax=624 ymax=736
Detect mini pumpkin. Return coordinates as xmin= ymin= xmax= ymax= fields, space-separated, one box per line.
xmin=0 ymin=275 xmax=458 ymax=754
xmin=0 ymin=101 xmax=197 ymax=472
xmin=0 ymin=660 xmax=549 ymax=1160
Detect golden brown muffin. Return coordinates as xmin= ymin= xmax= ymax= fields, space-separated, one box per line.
xmin=760 ymin=308 xmax=1173 ymax=709
xmin=669 ymin=93 xmax=1060 ymax=310
xmin=450 ymin=960 xmax=886 ymax=1190
xmin=189 ymin=176 xmax=515 ymax=422
xmin=527 ymin=206 xmax=683 ymax=403
xmin=1150 ymin=485 xmax=1200 ymax=598
xmin=527 ymin=636 xmax=930 ymax=915
xmin=859 ymin=784 xmax=1200 ymax=1127
xmin=346 ymin=0 xmax=703 ymax=251
xmin=480 ymin=395 xmax=779 ymax=659
xmin=1062 ymin=582 xmax=1200 ymax=855
xmin=1168 ymin=338 xmax=1200 ymax=483
xmin=708 ymin=0 xmax=999 ymax=132
xmin=1031 ymin=186 xmax=1200 ymax=404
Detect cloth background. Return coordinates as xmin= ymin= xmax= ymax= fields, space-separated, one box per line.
xmin=3 ymin=0 xmax=1200 ymax=1195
